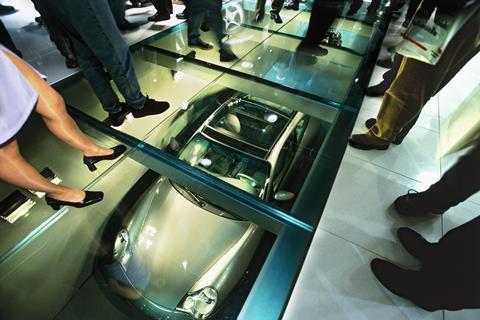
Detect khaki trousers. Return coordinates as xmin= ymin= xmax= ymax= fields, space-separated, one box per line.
xmin=371 ymin=11 xmax=480 ymax=141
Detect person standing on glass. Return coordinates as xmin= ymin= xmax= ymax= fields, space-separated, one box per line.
xmin=41 ymin=0 xmax=170 ymax=127
xmin=0 ymin=45 xmax=126 ymax=210
xmin=187 ymin=0 xmax=238 ymax=62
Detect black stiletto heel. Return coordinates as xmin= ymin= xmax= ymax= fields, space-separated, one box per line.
xmin=45 ymin=191 xmax=104 ymax=210
xmin=83 ymin=145 xmax=127 ymax=172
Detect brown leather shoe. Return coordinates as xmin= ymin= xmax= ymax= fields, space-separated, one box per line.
xmin=348 ymin=133 xmax=390 ymax=150
xmin=364 ymin=118 xmax=405 ymax=145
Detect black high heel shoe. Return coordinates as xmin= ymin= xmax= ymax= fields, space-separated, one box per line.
xmin=45 ymin=191 xmax=104 ymax=210
xmin=83 ymin=145 xmax=127 ymax=172
xmin=270 ymin=11 xmax=283 ymax=23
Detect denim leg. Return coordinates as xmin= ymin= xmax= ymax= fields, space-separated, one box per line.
xmin=187 ymin=1 xmax=206 ymax=42
xmin=70 ymin=35 xmax=122 ymax=113
xmin=65 ymin=0 xmax=145 ymax=110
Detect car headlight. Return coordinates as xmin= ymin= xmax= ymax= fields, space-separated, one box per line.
xmin=177 ymin=287 xmax=218 ymax=319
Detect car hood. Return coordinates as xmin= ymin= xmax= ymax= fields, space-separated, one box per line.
xmin=117 ymin=176 xmax=252 ymax=310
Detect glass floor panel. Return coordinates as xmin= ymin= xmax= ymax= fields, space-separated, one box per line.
xmin=231 ymin=34 xmax=363 ymax=104
xmin=279 ymin=13 xmax=374 ymax=55
xmin=148 ymin=23 xmax=270 ymax=68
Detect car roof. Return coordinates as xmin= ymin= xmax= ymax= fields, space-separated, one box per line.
xmin=201 ymin=97 xmax=295 ymax=159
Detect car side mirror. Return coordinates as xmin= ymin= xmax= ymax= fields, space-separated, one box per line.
xmin=274 ymin=191 xmax=295 ymax=201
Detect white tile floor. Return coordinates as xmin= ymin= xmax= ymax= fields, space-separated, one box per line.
xmin=3 ymin=1 xmax=480 ymax=319
xmin=284 ymin=13 xmax=480 ymax=320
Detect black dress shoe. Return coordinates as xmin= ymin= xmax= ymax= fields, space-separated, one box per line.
xmin=148 ymin=13 xmax=170 ymax=22
xmin=364 ymin=118 xmax=405 ymax=144
xmin=45 ymin=191 xmax=104 ymax=210
xmin=188 ymin=39 xmax=214 ymax=50
xmin=365 ymin=83 xmax=387 ymax=97
xmin=83 ymin=145 xmax=127 ymax=172
xmin=397 ymin=227 xmax=435 ymax=262
xmin=131 ymin=96 xmax=170 ymax=118
xmin=394 ymin=189 xmax=447 ymax=216
xmin=219 ymin=49 xmax=238 ymax=62
xmin=0 ymin=4 xmax=15 ymax=15
xmin=348 ymin=133 xmax=390 ymax=150
xmin=376 ymin=56 xmax=394 ymax=68
xmin=270 ymin=11 xmax=283 ymax=23
xmin=370 ymin=259 xmax=439 ymax=311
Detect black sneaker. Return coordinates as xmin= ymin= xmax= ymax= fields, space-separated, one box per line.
xmin=219 ymin=49 xmax=238 ymax=62
xmin=107 ymin=104 xmax=130 ymax=127
xmin=131 ymin=96 xmax=169 ymax=118
xmin=188 ymin=39 xmax=214 ymax=50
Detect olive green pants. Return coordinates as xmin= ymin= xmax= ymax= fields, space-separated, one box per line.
xmin=371 ymin=12 xmax=480 ymax=141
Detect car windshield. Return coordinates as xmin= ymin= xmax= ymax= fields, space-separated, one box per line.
xmin=178 ymin=134 xmax=270 ymax=198
xmin=210 ymin=99 xmax=290 ymax=150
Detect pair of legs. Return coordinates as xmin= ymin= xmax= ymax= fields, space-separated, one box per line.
xmin=349 ymin=11 xmax=480 ymax=149
xmin=31 ymin=0 xmax=78 ymax=68
xmin=297 ymin=0 xmax=344 ymax=55
xmin=44 ymin=0 xmax=146 ymax=115
xmin=0 ymin=49 xmax=113 ymax=203
xmin=187 ymin=0 xmax=237 ymax=61
xmin=373 ymin=215 xmax=480 ymax=311
xmin=373 ymin=142 xmax=480 ymax=310
xmin=254 ymin=0 xmax=285 ymax=23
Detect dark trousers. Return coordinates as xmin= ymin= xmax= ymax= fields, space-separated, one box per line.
xmin=423 ymin=142 xmax=480 ymax=210
xmin=415 ymin=215 xmax=480 ymax=310
xmin=151 ymin=0 xmax=173 ymax=14
xmin=302 ymin=0 xmax=344 ymax=47
xmin=187 ymin=0 xmax=224 ymax=48
xmin=31 ymin=0 xmax=76 ymax=61
xmin=44 ymin=0 xmax=145 ymax=113
xmin=255 ymin=0 xmax=285 ymax=14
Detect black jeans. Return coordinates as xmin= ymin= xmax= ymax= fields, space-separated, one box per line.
xmin=424 ymin=142 xmax=480 ymax=210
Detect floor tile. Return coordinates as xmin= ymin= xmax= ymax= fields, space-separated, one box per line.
xmin=283 ymin=229 xmax=442 ymax=320
xmin=445 ymin=309 xmax=480 ymax=320
xmin=318 ymin=154 xmax=442 ymax=267
xmin=347 ymin=124 xmax=441 ymax=186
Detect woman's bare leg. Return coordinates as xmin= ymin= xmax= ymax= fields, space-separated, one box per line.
xmin=1 ymin=49 xmax=112 ymax=157
xmin=0 ymin=139 xmax=85 ymax=202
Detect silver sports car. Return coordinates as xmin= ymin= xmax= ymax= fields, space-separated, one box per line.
xmin=102 ymin=90 xmax=308 ymax=319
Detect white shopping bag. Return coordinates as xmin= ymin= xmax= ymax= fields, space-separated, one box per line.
xmin=396 ymin=0 xmax=480 ymax=65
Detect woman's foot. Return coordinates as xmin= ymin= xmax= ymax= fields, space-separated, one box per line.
xmin=46 ymin=190 xmax=104 ymax=210
xmin=83 ymin=145 xmax=127 ymax=171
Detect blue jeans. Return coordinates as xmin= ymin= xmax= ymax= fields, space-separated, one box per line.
xmin=49 ymin=0 xmax=145 ymax=113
